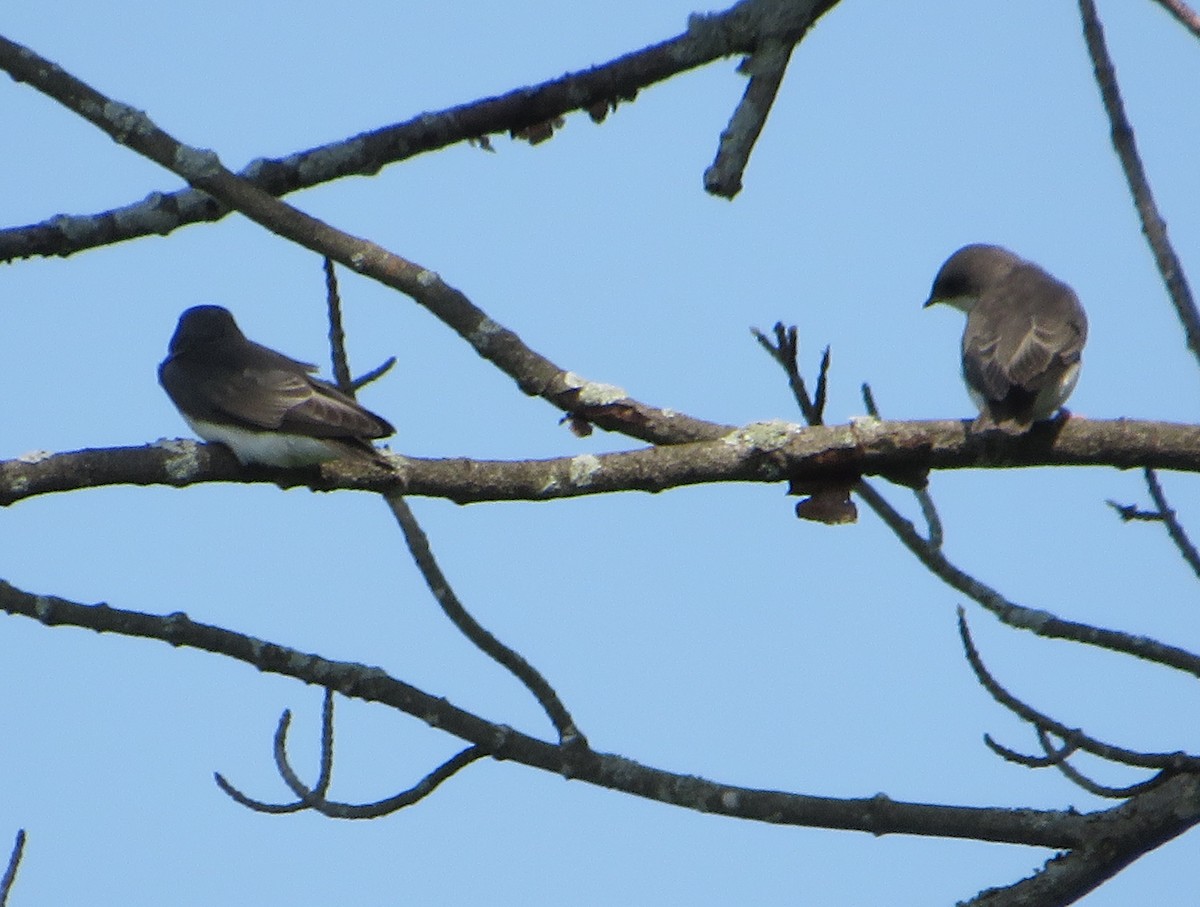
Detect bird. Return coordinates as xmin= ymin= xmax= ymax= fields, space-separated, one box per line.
xmin=923 ymin=244 xmax=1087 ymax=432
xmin=159 ymin=305 xmax=394 ymax=467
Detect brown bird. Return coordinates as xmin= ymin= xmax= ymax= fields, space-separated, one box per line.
xmin=159 ymin=305 xmax=393 ymax=466
xmin=924 ymin=244 xmax=1087 ymax=432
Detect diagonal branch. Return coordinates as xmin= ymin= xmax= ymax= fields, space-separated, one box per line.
xmin=384 ymin=493 xmax=586 ymax=747
xmin=705 ymin=38 xmax=796 ymax=198
xmin=0 ymin=33 xmax=728 ymax=448
xmin=1149 ymin=0 xmax=1200 ymax=38
xmin=1142 ymin=467 xmax=1200 ymax=580
xmin=1078 ymin=0 xmax=1200 ymax=368
xmin=0 ymin=830 xmax=25 ymax=907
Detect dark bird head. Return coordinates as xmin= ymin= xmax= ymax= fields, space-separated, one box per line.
xmin=167 ymin=305 xmax=245 ymax=356
xmin=923 ymin=244 xmax=1022 ymax=313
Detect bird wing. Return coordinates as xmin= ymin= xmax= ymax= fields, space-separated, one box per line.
xmin=962 ymin=269 xmax=1086 ymax=399
xmin=207 ymin=367 xmax=392 ymax=439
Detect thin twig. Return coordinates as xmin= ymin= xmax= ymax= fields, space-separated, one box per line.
xmin=272 ymin=709 xmax=488 ymax=819
xmin=958 ymin=609 xmax=1200 ymax=772
xmin=0 ymin=830 xmax=25 ymax=907
xmin=752 ymin=322 xmax=822 ymax=424
xmin=1036 ymin=729 xmax=1175 ymax=799
xmin=983 ymin=732 xmax=1077 ymax=768
xmin=383 ymin=494 xmax=587 ymax=749
xmin=324 ymin=259 xmax=353 ymax=392
xmin=215 ymin=688 xmax=339 ymax=813
xmin=1143 ymin=468 xmax=1200 ymax=580
xmin=1078 ymin=0 xmax=1200 ymax=366
xmin=352 ymin=356 xmax=397 ymax=392
xmin=861 ymin=382 xmax=943 ymax=548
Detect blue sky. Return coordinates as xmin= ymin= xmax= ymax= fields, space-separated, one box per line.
xmin=2 ymin=1 xmax=1198 ymax=904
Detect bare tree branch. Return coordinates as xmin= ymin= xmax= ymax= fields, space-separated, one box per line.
xmin=6 ymin=419 xmax=1200 ymax=508
xmin=1078 ymin=0 xmax=1200 ymax=368
xmin=705 ymin=38 xmax=796 ymax=198
xmin=962 ymin=773 xmax=1200 ymax=907
xmin=271 ymin=709 xmax=488 ymax=819
xmin=384 ymin=493 xmax=587 ymax=747
xmin=0 ymin=576 xmax=1106 ymax=848
xmin=1149 ymin=0 xmax=1200 ymax=38
xmin=1142 ymin=468 xmax=1200 ymax=579
xmin=0 ymin=33 xmax=728 ymax=448
xmin=324 ymin=259 xmax=353 ymax=393
xmin=0 ymin=0 xmax=840 ymax=261
xmin=958 ymin=609 xmax=1200 ymax=772
xmin=1035 ymin=730 xmax=1176 ymax=799
xmin=215 ymin=687 xmax=338 ymax=814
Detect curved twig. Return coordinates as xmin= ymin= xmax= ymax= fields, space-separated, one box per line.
xmin=1036 ymin=729 xmax=1176 ymax=799
xmin=272 ymin=710 xmax=488 ymax=819
xmin=983 ymin=732 xmax=1077 ymax=769
xmin=957 ymin=609 xmax=1200 ymax=772
xmin=215 ymin=688 xmax=338 ymax=813
xmin=352 ymin=356 xmax=397 ymax=392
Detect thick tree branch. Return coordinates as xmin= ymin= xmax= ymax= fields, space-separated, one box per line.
xmin=0 ymin=576 xmax=1103 ymax=848
xmin=4 ymin=418 xmax=1200 ymax=508
xmin=0 ymin=0 xmax=840 ymax=260
xmin=963 ymin=774 xmax=1200 ymax=907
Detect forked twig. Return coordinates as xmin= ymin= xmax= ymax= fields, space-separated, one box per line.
xmin=958 ymin=609 xmax=1200 ymax=773
xmin=271 ymin=710 xmax=488 ymax=819
xmin=214 ymin=687 xmax=338 ymax=814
